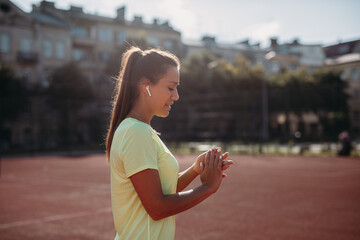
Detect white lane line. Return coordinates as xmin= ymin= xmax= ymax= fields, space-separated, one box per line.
xmin=0 ymin=207 xmax=112 ymax=230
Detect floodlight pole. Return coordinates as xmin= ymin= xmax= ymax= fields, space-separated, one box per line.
xmin=262 ymin=51 xmax=276 ymax=142
xmin=262 ymin=73 xmax=269 ymax=141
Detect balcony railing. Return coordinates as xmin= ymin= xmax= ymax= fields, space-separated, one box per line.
xmin=17 ymin=51 xmax=39 ymax=63
xmin=73 ymin=37 xmax=95 ymax=47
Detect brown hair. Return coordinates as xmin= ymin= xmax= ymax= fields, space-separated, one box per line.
xmin=106 ymin=46 xmax=180 ymax=161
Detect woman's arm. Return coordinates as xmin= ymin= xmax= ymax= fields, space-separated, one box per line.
xmin=176 ymin=165 xmax=198 ymax=192
xmin=130 ymin=149 xmax=223 ymax=221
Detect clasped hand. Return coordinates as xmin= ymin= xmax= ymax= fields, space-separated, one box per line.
xmin=193 ymin=147 xmax=233 ymax=178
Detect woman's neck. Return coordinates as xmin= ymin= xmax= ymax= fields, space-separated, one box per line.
xmin=126 ymin=107 xmax=152 ymax=125
xmin=126 ymin=95 xmax=154 ymax=124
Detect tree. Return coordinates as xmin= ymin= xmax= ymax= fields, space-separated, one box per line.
xmin=312 ymin=68 xmax=349 ymax=140
xmin=268 ymin=68 xmax=349 ymax=141
xmin=167 ymin=53 xmax=265 ymax=142
xmin=47 ymin=63 xmax=94 ymax=148
xmin=0 ymin=66 xmax=28 ymax=148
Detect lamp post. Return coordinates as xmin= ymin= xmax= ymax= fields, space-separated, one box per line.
xmin=262 ymin=70 xmax=269 ymax=141
xmin=262 ymin=51 xmax=276 ymax=141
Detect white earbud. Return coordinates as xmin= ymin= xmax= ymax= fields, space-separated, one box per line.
xmin=146 ymin=85 xmax=152 ymax=96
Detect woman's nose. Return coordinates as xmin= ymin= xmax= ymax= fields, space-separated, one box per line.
xmin=172 ymin=89 xmax=179 ymax=101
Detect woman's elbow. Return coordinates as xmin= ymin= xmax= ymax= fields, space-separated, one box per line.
xmin=144 ymin=200 xmax=167 ymax=221
xmin=150 ymin=213 xmax=163 ymax=221
xmin=148 ymin=209 xmax=166 ymax=221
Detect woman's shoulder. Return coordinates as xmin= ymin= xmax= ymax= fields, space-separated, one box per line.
xmin=118 ymin=118 xmax=153 ymax=136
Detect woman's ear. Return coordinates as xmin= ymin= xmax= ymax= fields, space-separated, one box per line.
xmin=140 ymin=79 xmax=151 ymax=96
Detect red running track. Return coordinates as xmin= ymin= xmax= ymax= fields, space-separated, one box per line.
xmin=0 ymin=154 xmax=359 ymax=240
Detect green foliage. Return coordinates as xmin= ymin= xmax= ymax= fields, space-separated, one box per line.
xmin=174 ymin=51 xmax=350 ymax=142
xmin=312 ymin=68 xmax=350 ymax=139
xmin=3 ymin=48 xmax=351 ymax=151
xmin=180 ymin=53 xmax=264 ymax=96
xmin=179 ymin=51 xmax=217 ymax=95
xmin=312 ymin=68 xmax=349 ymax=111
xmin=0 ymin=66 xmax=28 ymax=122
xmin=268 ymin=67 xmax=349 ymax=140
xmin=47 ymin=63 xmax=94 ymax=147
xmin=48 ymin=63 xmax=93 ymax=109
xmin=0 ymin=66 xmax=28 ymax=147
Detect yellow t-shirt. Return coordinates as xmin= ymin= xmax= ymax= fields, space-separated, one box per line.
xmin=110 ymin=118 xmax=179 ymax=240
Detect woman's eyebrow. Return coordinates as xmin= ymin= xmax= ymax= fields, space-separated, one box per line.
xmin=169 ymin=81 xmax=180 ymax=85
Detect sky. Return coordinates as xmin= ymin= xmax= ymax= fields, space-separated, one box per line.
xmin=12 ymin=0 xmax=360 ymax=47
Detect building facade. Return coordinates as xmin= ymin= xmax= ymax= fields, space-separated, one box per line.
xmin=265 ymin=38 xmax=325 ymax=73
xmin=1 ymin=0 xmax=357 ymax=149
xmin=183 ymin=36 xmax=266 ymax=66
xmin=0 ymin=0 xmax=182 ymax=149
xmin=324 ymin=40 xmax=360 ymax=136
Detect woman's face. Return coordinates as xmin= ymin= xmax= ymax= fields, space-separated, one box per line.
xmin=148 ymin=66 xmax=180 ymax=118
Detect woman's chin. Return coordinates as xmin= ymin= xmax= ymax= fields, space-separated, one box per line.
xmin=156 ymin=111 xmax=170 ymax=118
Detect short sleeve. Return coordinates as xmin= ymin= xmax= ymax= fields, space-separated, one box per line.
xmin=121 ymin=124 xmax=158 ymax=178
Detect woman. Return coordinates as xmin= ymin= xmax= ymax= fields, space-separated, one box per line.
xmin=106 ymin=46 xmax=233 ymax=240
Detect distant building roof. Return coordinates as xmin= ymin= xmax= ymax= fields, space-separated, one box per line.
xmin=30 ymin=11 xmax=69 ymax=28
xmin=267 ymin=38 xmax=322 ymax=50
xmin=0 ymin=0 xmax=33 ymax=22
xmin=324 ymin=53 xmax=360 ymax=66
xmin=30 ymin=1 xmax=180 ymax=34
xmin=324 ymin=39 xmax=360 ymax=58
xmin=183 ymin=38 xmax=261 ymax=51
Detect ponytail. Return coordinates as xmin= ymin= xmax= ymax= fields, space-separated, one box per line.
xmin=106 ymin=47 xmax=142 ymax=161
xmin=105 ymin=46 xmax=180 ymax=161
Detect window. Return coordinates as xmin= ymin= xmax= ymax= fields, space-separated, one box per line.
xmin=72 ymin=26 xmax=87 ymax=38
xmin=100 ymin=52 xmax=110 ymax=62
xmin=42 ymin=70 xmax=51 ymax=88
xmin=270 ymin=61 xmax=280 ymax=73
xmin=20 ymin=37 xmax=31 ymax=53
xmin=72 ymin=48 xmax=89 ymax=61
xmin=340 ymin=70 xmax=347 ymax=81
xmin=147 ymin=35 xmax=159 ymax=47
xmin=0 ymin=33 xmax=10 ymax=53
xmin=43 ymin=40 xmax=52 ymax=58
xmin=116 ymin=31 xmax=127 ymax=44
xmin=164 ymin=40 xmax=173 ymax=50
xmin=351 ymin=68 xmax=359 ymax=81
xmin=73 ymin=49 xmax=84 ymax=61
xmin=56 ymin=41 xmax=65 ymax=59
xmin=338 ymin=44 xmax=349 ymax=54
xmin=98 ymin=28 xmax=113 ymax=42
xmin=353 ymin=89 xmax=359 ymax=99
xmin=354 ymin=111 xmax=360 ymax=122
xmin=289 ymin=64 xmax=298 ymax=71
xmin=22 ymin=68 xmax=30 ymax=81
